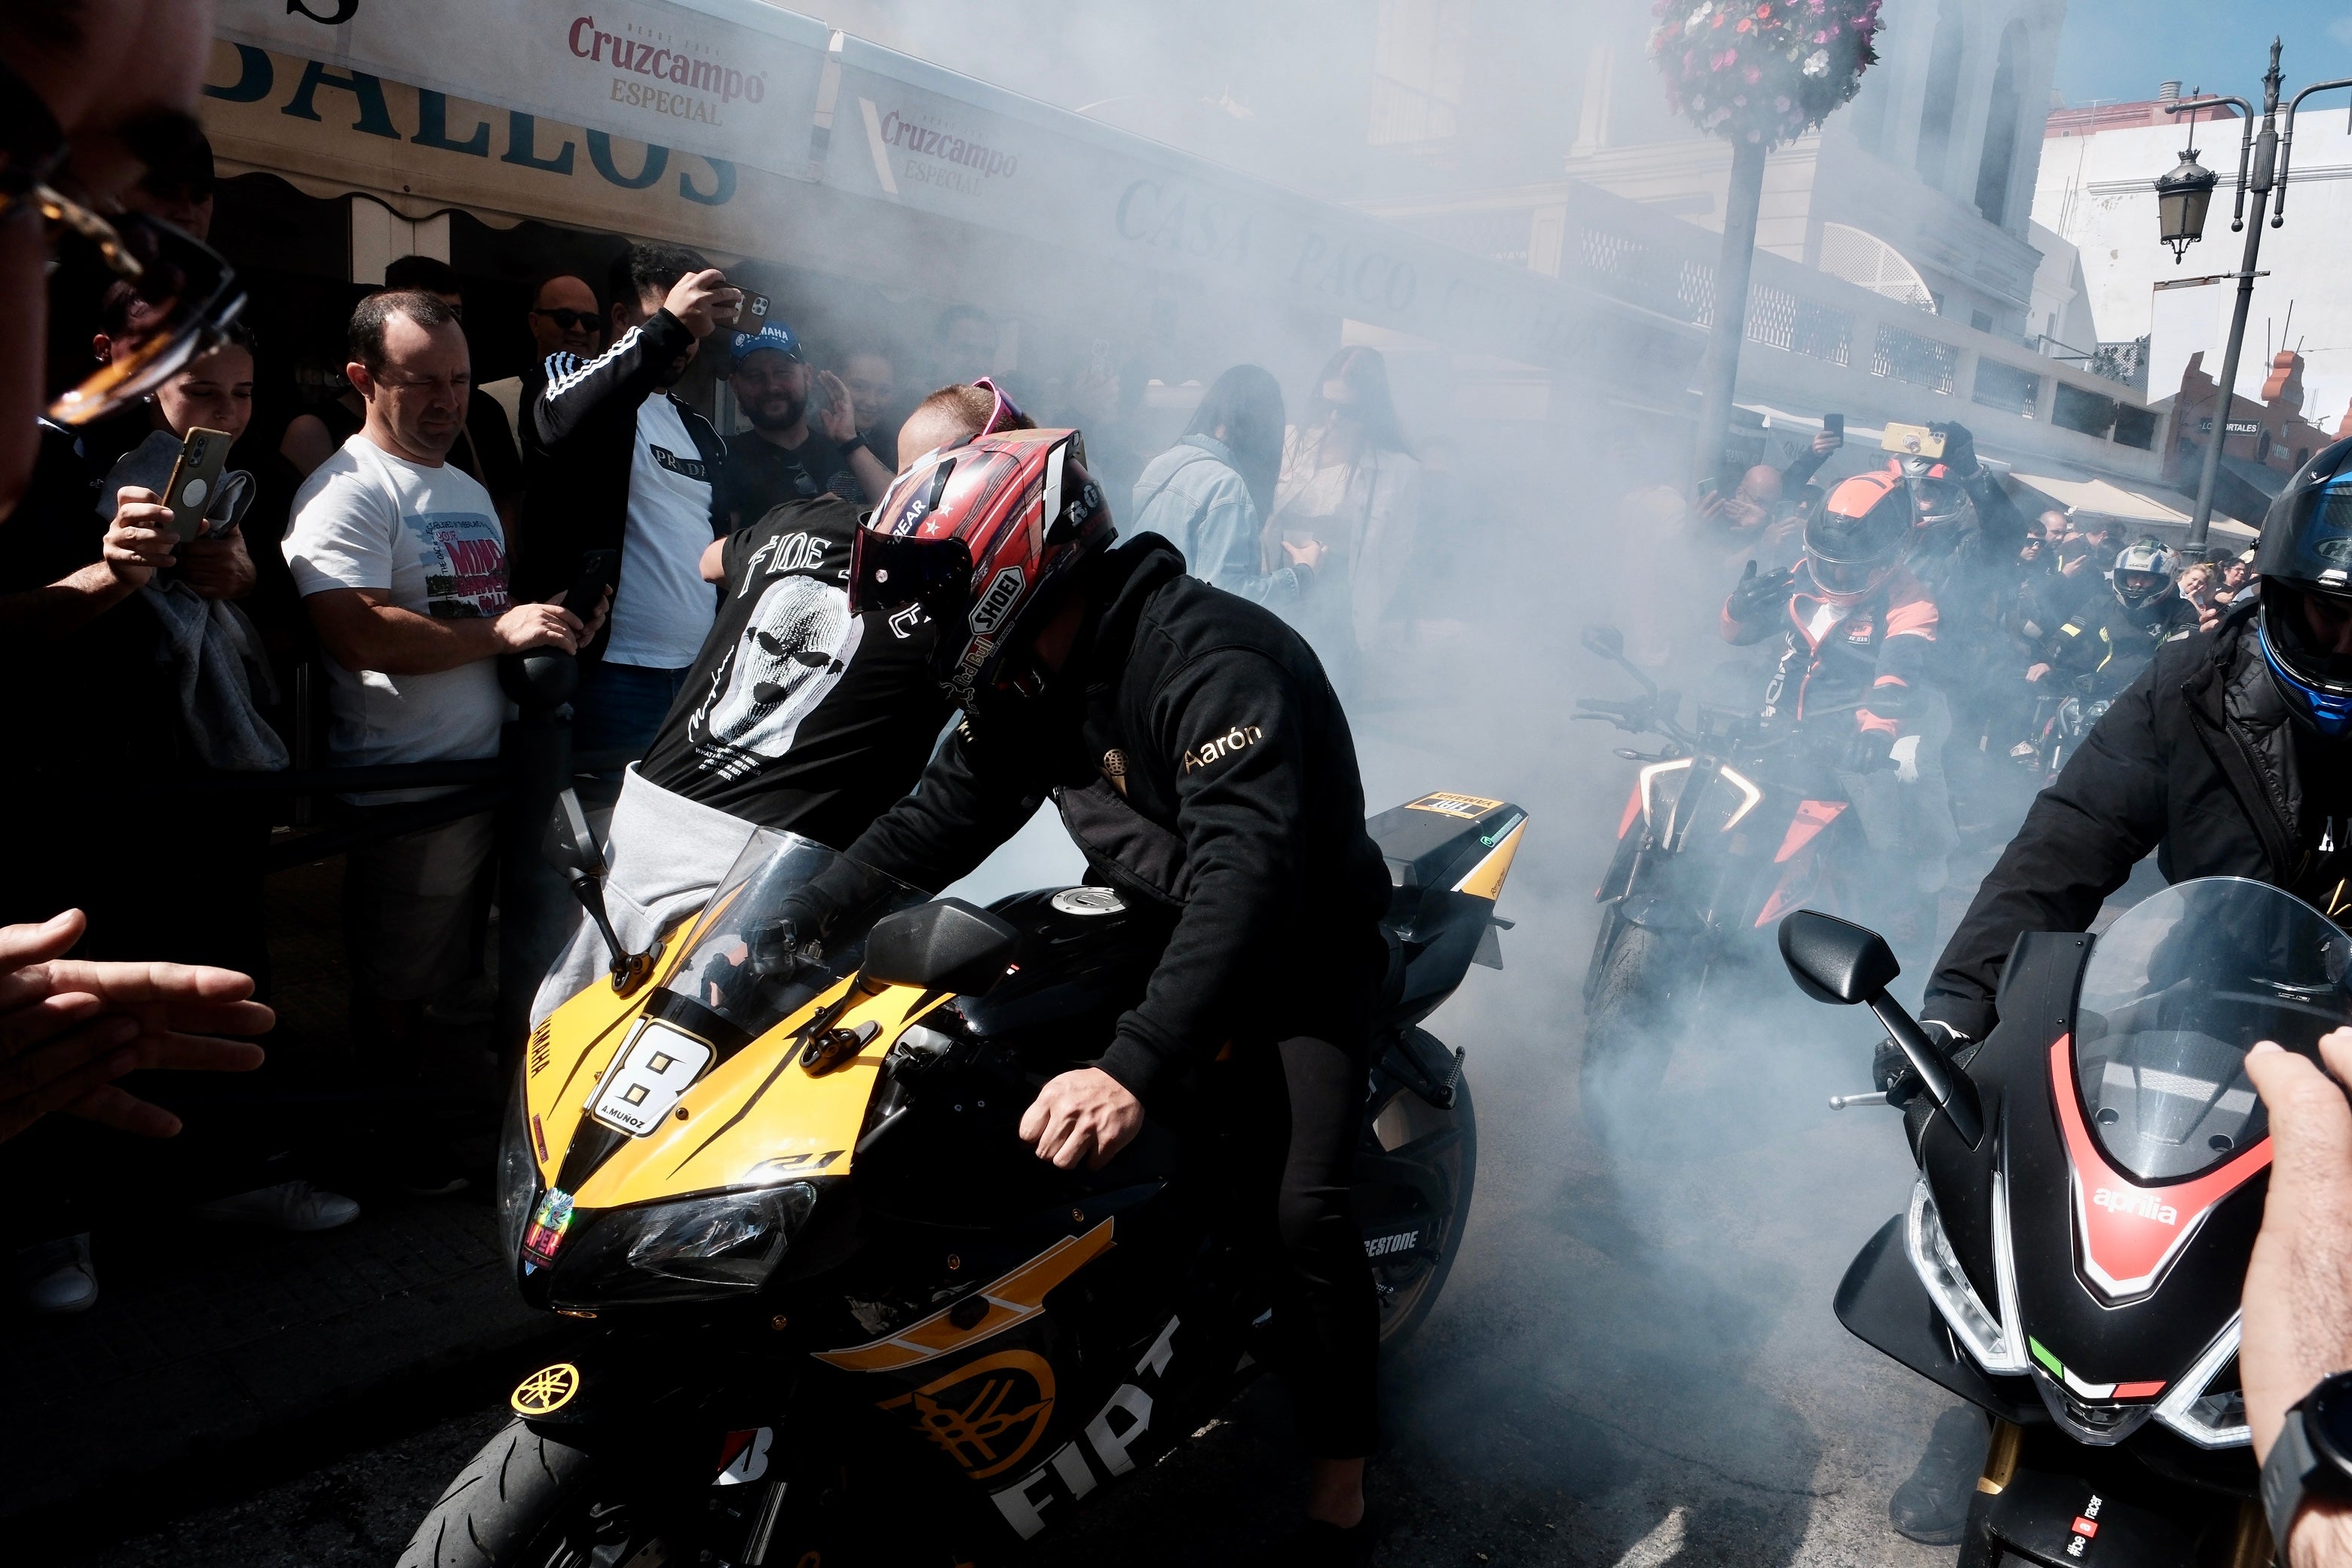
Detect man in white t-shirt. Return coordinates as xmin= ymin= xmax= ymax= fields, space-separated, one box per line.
xmin=283 ymin=290 xmax=602 ymax=1052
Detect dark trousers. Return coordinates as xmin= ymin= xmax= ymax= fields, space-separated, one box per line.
xmin=1224 ymin=1032 xmax=1380 ymax=1459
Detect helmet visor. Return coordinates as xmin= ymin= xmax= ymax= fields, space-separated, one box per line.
xmin=2257 ymin=481 xmax=2352 ymax=589
xmin=2265 ymin=585 xmax=2352 ymax=695
xmin=847 ymin=525 xmax=971 ymax=616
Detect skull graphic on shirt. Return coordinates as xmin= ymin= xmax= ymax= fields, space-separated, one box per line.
xmin=696 ymin=576 xmax=862 ymax=771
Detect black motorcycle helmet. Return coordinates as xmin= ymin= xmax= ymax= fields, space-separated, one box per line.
xmin=1804 ymin=468 xmax=1913 ymax=604
xmin=2255 ymin=436 xmax=2352 ymax=737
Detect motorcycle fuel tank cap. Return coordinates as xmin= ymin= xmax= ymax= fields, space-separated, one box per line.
xmin=1050 ymin=887 xmax=1125 ymax=916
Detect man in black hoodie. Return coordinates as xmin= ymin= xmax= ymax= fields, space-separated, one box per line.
xmin=835 ymin=413 xmax=1390 ymax=1559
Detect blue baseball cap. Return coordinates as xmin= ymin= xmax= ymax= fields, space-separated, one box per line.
xmin=728 ymin=317 xmax=803 ymax=366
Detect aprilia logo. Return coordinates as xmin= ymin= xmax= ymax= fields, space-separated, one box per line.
xmin=970 ymin=567 xmax=1024 ymax=633
xmin=2093 ymin=1187 xmax=2179 ymax=1226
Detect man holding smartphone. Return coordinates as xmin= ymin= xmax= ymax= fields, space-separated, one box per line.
xmin=516 ymin=242 xmax=740 ymax=758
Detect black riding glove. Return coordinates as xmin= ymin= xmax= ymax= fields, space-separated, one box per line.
xmin=1840 ymin=727 xmax=1900 ymax=774
xmin=1725 ymin=559 xmax=1796 ymax=623
xmin=1931 ymin=421 xmax=1980 ymax=482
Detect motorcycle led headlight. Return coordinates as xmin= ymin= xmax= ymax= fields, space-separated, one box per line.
xmin=1636 ymin=757 xmax=1692 ymax=828
xmin=1906 ymin=1175 xmax=2028 ymax=1377
xmin=1713 ymin=764 xmax=1764 ymax=831
xmin=2154 ymin=1314 xmax=2251 ymax=1448
xmin=549 ymin=1183 xmax=820 ymax=1309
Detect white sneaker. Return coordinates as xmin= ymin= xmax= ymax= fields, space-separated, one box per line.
xmin=14 ymin=1233 xmax=98 ymax=1315
xmin=194 ymin=1181 xmax=362 ymax=1233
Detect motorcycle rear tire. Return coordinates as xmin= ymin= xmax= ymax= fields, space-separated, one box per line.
xmin=1580 ymin=923 xmax=1683 ymax=1140
xmin=1375 ymin=1075 xmax=1478 ymax=1349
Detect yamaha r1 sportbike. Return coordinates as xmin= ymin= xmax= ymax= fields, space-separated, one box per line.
xmin=1575 ymin=623 xmax=1876 ymax=1125
xmin=397 ymin=788 xmax=1524 ymax=1566
xmin=1781 ymin=874 xmax=2335 ymax=1567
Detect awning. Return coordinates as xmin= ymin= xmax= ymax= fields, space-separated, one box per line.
xmin=201 ymin=2 xmax=1707 ymax=390
xmin=2007 ymin=470 xmax=2257 ymax=544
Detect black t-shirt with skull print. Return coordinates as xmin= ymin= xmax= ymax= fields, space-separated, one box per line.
xmin=638 ymin=497 xmax=951 ymax=847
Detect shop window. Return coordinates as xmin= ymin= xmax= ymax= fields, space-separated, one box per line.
xmin=2053 ymin=382 xmax=2118 ymax=439
xmin=2112 ymin=405 xmax=2159 ymax=450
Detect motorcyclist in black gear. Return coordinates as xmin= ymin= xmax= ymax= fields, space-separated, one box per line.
xmin=1877 ymin=439 xmax=2352 ymax=1544
xmin=831 ymin=416 xmax=1392 ymax=1564
xmin=2026 ymin=537 xmax=2200 ymax=698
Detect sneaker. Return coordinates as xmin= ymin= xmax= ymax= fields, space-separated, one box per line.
xmin=1889 ymin=1404 xmax=1989 ymax=1545
xmin=194 ymin=1181 xmax=362 ymax=1233
xmin=14 ymin=1233 xmax=97 ymax=1315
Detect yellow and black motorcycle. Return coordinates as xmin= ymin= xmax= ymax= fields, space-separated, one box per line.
xmin=397 ymin=789 xmax=1524 ymax=1567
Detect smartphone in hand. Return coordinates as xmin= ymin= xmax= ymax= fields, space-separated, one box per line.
xmin=564 ymin=549 xmax=620 ymax=620
xmin=161 ymin=427 xmax=232 ymax=540
xmin=1824 ymin=412 xmax=1844 ymax=438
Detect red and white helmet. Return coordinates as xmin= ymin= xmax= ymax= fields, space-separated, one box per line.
xmin=849 ymin=409 xmax=1114 ymax=713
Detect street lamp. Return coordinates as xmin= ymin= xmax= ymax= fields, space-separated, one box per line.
xmin=2158 ymin=39 xmax=2352 ymax=549
xmin=2153 ymin=148 xmax=2217 ymax=262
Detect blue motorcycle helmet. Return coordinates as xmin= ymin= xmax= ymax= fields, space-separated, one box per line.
xmin=2256 ymin=436 xmax=2352 ymax=737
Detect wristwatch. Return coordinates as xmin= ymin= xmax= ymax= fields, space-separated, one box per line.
xmin=2262 ymin=1371 xmax=2352 ymax=1560
xmin=836 ymin=430 xmax=868 ymax=460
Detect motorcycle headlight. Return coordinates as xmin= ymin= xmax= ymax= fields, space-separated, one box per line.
xmin=1905 ymin=1174 xmax=2028 ymax=1377
xmin=2154 ymin=1314 xmax=2250 ymax=1448
xmin=549 ymin=1184 xmax=820 ymax=1308
xmin=497 ymin=1086 xmax=539 ymax=1265
xmin=1637 ymin=757 xmax=1762 ymax=835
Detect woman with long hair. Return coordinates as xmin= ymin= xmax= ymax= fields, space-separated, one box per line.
xmin=1128 ymin=364 xmax=1318 ymax=605
xmin=1268 ymin=346 xmax=1422 ymax=682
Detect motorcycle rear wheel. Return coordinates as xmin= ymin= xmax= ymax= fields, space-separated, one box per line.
xmin=1374 ymin=1075 xmax=1477 ymax=1348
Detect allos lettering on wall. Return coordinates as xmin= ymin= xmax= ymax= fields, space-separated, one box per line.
xmin=204 ymin=44 xmax=738 ymax=207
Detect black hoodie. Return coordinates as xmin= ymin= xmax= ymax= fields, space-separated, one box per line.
xmin=843 ymin=534 xmax=1392 ymax=1104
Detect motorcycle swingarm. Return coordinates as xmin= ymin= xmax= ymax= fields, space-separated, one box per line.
xmin=1833 ymin=1216 xmax=2043 ymax=1427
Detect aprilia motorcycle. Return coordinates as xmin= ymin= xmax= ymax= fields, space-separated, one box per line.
xmin=1575 ymin=623 xmax=1876 ymax=1121
xmin=1784 ymin=875 xmax=2337 ymax=1567
xmin=397 ymin=787 xmax=1522 ymax=1566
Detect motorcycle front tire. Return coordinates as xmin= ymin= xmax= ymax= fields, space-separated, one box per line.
xmin=397 ymin=1421 xmax=608 ymax=1568
xmin=1579 ymin=922 xmax=1685 ymax=1141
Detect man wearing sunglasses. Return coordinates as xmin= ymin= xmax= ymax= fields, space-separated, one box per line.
xmin=481 ymin=274 xmax=601 ymax=449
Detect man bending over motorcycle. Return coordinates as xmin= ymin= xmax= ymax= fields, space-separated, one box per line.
xmin=803 ymin=400 xmax=1392 ymax=1561
xmin=1720 ymin=469 xmax=1955 ymax=947
xmin=528 ymin=383 xmax=1031 ymax=1024
xmin=1878 ymin=449 xmax=2345 ymax=1543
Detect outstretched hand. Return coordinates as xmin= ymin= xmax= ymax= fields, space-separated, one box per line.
xmin=1019 ymin=1067 xmax=1144 ymax=1170
xmin=0 ymin=910 xmax=271 ymax=1141
xmin=2243 ymin=1031 xmax=2352 ymax=1566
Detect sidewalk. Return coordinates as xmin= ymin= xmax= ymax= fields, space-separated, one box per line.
xmin=2 ymin=857 xmax=571 ymax=1542
xmin=2 ymin=1187 xmax=566 ymax=1531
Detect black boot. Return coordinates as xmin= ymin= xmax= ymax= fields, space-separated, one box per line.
xmin=1889 ymin=1404 xmax=1989 ymax=1545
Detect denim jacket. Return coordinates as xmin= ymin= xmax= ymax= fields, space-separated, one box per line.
xmin=1128 ymin=435 xmax=1308 ymax=607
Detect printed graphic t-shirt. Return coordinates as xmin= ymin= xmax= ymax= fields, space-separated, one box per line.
xmin=638 ymin=497 xmax=951 ymax=847
xmin=605 ymin=394 xmax=720 ymax=669
xmin=282 ymin=435 xmax=512 ymax=787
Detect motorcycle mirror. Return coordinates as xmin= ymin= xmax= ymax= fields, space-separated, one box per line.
xmin=1778 ymin=910 xmax=1898 ymax=1006
xmin=1776 ymin=911 xmax=1983 ymax=1147
xmin=541 ymin=789 xmax=605 ymax=884
xmin=860 ymin=899 xmax=1022 ymax=997
xmin=1581 ymin=624 xmax=1626 ymax=663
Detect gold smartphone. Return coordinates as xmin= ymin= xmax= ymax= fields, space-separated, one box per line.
xmin=1881 ymin=421 xmax=1946 ymax=460
xmin=160 ymin=426 xmax=232 ymax=540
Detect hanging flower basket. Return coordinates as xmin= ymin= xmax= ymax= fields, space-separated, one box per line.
xmin=1649 ymin=0 xmax=1883 ymax=149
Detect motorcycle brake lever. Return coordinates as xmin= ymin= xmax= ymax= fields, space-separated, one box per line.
xmin=1828 ymin=1089 xmax=1893 ymax=1110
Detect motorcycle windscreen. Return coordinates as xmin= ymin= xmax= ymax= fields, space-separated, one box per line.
xmin=655 ymin=828 xmax=929 ymax=1049
xmin=2075 ymin=875 xmax=2352 ymax=1183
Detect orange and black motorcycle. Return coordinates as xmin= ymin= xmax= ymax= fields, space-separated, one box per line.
xmin=397 ymin=789 xmax=1522 ymax=1567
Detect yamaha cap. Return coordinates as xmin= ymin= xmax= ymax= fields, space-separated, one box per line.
xmin=728 ymin=317 xmax=803 ymax=366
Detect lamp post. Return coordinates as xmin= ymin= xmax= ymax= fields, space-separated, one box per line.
xmin=2159 ymin=41 xmax=2352 ymax=550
